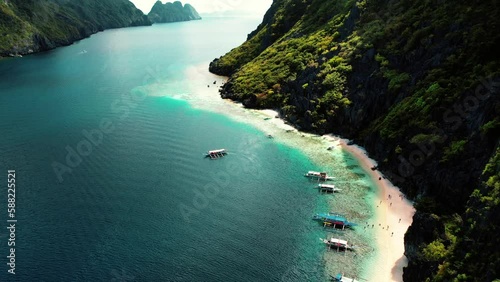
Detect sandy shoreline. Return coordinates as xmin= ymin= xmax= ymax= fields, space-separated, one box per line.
xmin=159 ymin=63 xmax=416 ymax=281
xmin=322 ymin=135 xmax=416 ymax=281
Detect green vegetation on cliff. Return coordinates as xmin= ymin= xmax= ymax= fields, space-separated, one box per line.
xmin=433 ymin=148 xmax=500 ymax=281
xmin=210 ymin=0 xmax=500 ymax=280
xmin=0 ymin=0 xmax=151 ymax=57
xmin=147 ymin=1 xmax=201 ymax=23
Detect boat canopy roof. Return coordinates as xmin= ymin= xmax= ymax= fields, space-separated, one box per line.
xmin=316 ymin=213 xmax=347 ymax=222
xmin=307 ymin=171 xmax=326 ymax=174
xmin=208 ymin=149 xmax=226 ymax=154
xmin=330 ymin=238 xmax=348 ymax=245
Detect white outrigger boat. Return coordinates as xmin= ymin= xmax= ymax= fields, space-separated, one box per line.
xmin=332 ymin=273 xmax=360 ymax=282
xmin=320 ymin=238 xmax=355 ymax=251
xmin=205 ymin=149 xmax=227 ymax=159
xmin=317 ymin=184 xmax=341 ymax=193
xmin=304 ymin=171 xmax=335 ymax=180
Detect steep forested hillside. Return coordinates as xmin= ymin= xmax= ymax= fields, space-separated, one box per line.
xmin=0 ymin=0 xmax=151 ymax=57
xmin=209 ymin=0 xmax=500 ymax=280
xmin=147 ymin=1 xmax=201 ymax=23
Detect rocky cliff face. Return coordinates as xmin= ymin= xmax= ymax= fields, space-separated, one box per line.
xmin=0 ymin=0 xmax=151 ymax=57
xmin=147 ymin=1 xmax=201 ymax=23
xmin=210 ymin=0 xmax=500 ymax=280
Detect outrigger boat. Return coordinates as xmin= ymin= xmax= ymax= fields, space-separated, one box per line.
xmin=313 ymin=213 xmax=357 ymax=229
xmin=319 ymin=237 xmax=355 ymax=251
xmin=304 ymin=171 xmax=335 ymax=181
xmin=332 ymin=273 xmax=360 ymax=282
xmin=205 ymin=149 xmax=227 ymax=159
xmin=317 ymin=184 xmax=341 ymax=193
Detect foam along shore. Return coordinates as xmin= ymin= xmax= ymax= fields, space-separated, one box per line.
xmin=324 ymin=135 xmax=416 ymax=282
xmin=157 ymin=63 xmax=415 ymax=280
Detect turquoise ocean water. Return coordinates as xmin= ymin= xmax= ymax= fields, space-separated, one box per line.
xmin=0 ymin=18 xmax=378 ymax=281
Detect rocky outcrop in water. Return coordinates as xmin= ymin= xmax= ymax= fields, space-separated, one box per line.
xmin=147 ymin=1 xmax=201 ymax=23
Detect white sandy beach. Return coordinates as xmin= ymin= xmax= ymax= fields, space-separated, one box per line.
xmin=324 ymin=135 xmax=416 ymax=281
xmin=154 ymin=63 xmax=416 ymax=281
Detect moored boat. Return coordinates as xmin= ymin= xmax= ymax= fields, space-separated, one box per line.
xmin=304 ymin=171 xmax=334 ymax=180
xmin=313 ymin=213 xmax=357 ymax=229
xmin=317 ymin=184 xmax=341 ymax=193
xmin=205 ymin=149 xmax=227 ymax=159
xmin=320 ymin=237 xmax=355 ymax=251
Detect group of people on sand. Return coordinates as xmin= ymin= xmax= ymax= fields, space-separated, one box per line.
xmin=363 ymin=193 xmax=407 ymax=237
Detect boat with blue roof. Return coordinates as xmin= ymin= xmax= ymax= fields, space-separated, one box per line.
xmin=313 ymin=213 xmax=357 ymax=229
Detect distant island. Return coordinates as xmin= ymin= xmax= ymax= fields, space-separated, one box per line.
xmin=148 ymin=1 xmax=201 ymax=23
xmin=0 ymin=0 xmax=151 ymax=57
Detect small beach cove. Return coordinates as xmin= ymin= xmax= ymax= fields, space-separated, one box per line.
xmin=148 ymin=62 xmax=417 ymax=281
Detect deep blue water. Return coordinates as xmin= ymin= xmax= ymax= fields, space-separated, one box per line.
xmin=0 ymin=18 xmax=331 ymax=281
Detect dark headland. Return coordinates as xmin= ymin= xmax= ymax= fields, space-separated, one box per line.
xmin=0 ymin=0 xmax=151 ymax=57
xmin=0 ymin=0 xmax=202 ymax=58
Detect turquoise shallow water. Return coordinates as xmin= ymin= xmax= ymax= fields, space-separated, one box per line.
xmin=0 ymin=18 xmax=378 ymax=281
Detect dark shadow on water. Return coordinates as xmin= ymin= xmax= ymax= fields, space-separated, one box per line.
xmin=346 ymin=164 xmax=359 ymax=170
